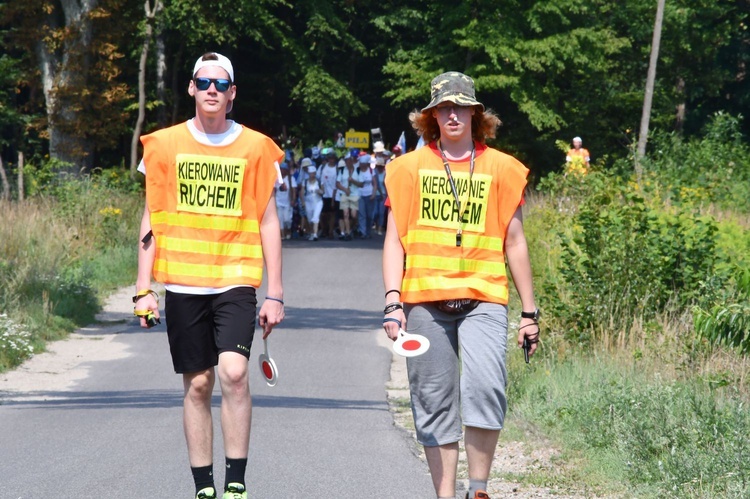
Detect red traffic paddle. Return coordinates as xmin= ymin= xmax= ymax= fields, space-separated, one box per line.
xmin=258 ymin=338 xmax=279 ymax=387
xmin=392 ymin=329 xmax=430 ymax=357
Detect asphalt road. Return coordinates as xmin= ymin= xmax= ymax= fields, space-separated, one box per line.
xmin=0 ymin=236 xmax=435 ymax=498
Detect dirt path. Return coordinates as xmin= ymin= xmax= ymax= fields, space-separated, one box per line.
xmin=0 ymin=286 xmax=147 ymax=402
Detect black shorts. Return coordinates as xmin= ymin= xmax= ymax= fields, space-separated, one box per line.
xmin=164 ymin=287 xmax=257 ymax=374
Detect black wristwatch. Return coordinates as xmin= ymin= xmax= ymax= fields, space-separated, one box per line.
xmin=521 ymin=308 xmax=540 ymax=321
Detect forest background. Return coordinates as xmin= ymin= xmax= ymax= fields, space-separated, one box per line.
xmin=1 ymin=0 xmax=750 ymax=497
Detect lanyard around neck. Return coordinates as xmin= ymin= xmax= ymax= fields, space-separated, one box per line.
xmin=437 ymin=140 xmax=475 ymax=247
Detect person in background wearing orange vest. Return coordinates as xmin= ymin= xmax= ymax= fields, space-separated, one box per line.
xmin=134 ymin=52 xmax=285 ymax=499
xmin=382 ymin=72 xmax=540 ymax=499
xmin=565 ymin=136 xmax=590 ymax=174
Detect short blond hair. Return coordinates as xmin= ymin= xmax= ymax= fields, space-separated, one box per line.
xmin=409 ymin=107 xmax=502 ymax=144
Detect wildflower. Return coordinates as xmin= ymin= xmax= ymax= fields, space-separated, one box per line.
xmin=98 ymin=206 xmax=122 ymax=216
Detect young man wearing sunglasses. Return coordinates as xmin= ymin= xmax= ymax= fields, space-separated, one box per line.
xmin=135 ymin=52 xmax=285 ymax=499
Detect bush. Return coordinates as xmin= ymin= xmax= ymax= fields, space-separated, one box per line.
xmin=540 ymin=173 xmax=726 ymax=342
xmin=0 ymin=314 xmax=34 ymax=367
xmin=0 ymin=166 xmax=142 ymax=371
xmin=640 ymin=112 xmax=750 ymax=212
xmin=694 ymin=269 xmax=750 ymax=354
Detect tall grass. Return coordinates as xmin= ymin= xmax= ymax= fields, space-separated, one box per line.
xmin=0 ymin=170 xmax=142 ymax=371
xmin=509 ymin=161 xmax=750 ymax=495
xmin=508 ymin=347 xmax=750 ymax=497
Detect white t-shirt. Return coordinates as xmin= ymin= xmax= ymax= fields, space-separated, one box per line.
xmin=318 ymin=164 xmax=338 ymax=198
xmin=139 ymin=118 xmax=260 ymax=295
xmin=275 ymin=175 xmax=297 ymax=207
xmin=337 ymin=168 xmax=360 ymax=198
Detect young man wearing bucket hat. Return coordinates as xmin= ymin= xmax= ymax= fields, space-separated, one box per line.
xmin=382 ymin=71 xmax=540 ymax=499
xmin=135 ymin=52 xmax=285 ymax=499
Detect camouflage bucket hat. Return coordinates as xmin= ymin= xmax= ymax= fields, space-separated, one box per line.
xmin=421 ymin=71 xmax=484 ymax=113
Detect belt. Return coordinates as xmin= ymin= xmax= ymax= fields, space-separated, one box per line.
xmin=434 ymin=299 xmax=481 ymax=314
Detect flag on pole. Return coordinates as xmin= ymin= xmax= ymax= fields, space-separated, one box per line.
xmin=397 ymin=131 xmax=406 ymax=153
xmin=415 ymin=134 xmax=425 ymax=150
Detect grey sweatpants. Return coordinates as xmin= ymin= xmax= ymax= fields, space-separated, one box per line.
xmin=405 ymin=301 xmax=509 ymax=447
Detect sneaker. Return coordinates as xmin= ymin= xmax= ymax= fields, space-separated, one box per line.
xmin=196 ymin=487 xmax=217 ymax=499
xmin=465 ymin=491 xmax=491 ymax=499
xmin=223 ymin=483 xmax=247 ymax=499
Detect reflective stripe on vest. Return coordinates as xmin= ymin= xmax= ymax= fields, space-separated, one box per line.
xmin=401 ymin=229 xmax=508 ymax=304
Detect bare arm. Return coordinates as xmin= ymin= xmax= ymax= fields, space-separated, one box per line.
xmin=382 ymin=210 xmax=406 ymax=340
xmin=505 ymin=206 xmax=539 ymax=355
xmin=134 ymin=200 xmax=159 ymax=327
xmin=258 ymin=196 xmax=284 ymax=338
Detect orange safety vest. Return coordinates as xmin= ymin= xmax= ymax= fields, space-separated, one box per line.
xmin=567 ymin=148 xmax=590 ymax=161
xmin=141 ymin=122 xmax=283 ymax=288
xmin=385 ymin=142 xmax=528 ymax=305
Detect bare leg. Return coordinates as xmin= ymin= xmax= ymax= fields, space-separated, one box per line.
xmin=217 ymin=351 xmax=252 ymax=459
xmin=183 ymin=368 xmax=216 ymax=467
xmin=424 ymin=442 xmax=459 ymax=497
xmin=465 ymin=426 xmax=500 ymax=482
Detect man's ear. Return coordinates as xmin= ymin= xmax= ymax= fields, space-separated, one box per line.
xmin=226 ymin=100 xmax=233 ymax=113
xmin=188 ymin=80 xmax=196 ymax=97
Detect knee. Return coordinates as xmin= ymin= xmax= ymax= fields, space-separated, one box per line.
xmin=184 ymin=370 xmax=214 ymax=402
xmin=218 ymin=360 xmax=249 ymax=393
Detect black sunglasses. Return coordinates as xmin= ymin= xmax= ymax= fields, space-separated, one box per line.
xmin=193 ymin=77 xmax=232 ymax=92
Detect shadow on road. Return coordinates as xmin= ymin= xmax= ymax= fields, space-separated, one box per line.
xmin=0 ymin=390 xmax=388 ymax=412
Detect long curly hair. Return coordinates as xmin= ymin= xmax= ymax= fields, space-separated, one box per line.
xmin=408 ymin=106 xmax=502 ymax=145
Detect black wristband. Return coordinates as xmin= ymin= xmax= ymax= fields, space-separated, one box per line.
xmin=521 ymin=308 xmax=540 ymax=321
xmin=383 ymin=302 xmax=403 ymax=314
xmin=266 ymin=296 xmax=284 ymax=305
xmin=385 ymin=289 xmax=401 ymax=298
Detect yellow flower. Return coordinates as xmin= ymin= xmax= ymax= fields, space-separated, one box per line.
xmin=99 ymin=206 xmax=122 ymax=216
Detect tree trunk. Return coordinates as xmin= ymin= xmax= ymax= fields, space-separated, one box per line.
xmin=0 ymin=155 xmax=10 ymax=200
xmin=156 ymin=32 xmax=167 ymax=128
xmin=37 ymin=0 xmax=99 ymax=172
xmin=171 ymin=42 xmax=185 ymax=125
xmin=675 ymin=77 xmax=686 ymax=133
xmin=636 ymin=0 xmax=667 ymax=172
xmin=130 ymin=0 xmax=163 ymax=173
xmin=17 ymin=151 xmax=24 ymax=202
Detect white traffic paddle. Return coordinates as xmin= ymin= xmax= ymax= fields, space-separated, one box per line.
xmin=258 ymin=338 xmax=279 ymax=387
xmin=392 ymin=329 xmax=430 ymax=357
